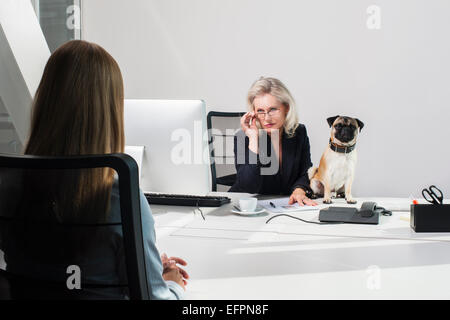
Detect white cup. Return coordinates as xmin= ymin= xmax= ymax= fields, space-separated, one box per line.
xmin=239 ymin=198 xmax=257 ymax=212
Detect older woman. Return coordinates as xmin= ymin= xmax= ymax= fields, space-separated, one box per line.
xmin=229 ymin=77 xmax=317 ymax=206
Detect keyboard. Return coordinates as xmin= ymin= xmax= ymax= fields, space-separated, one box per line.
xmin=144 ymin=193 xmax=231 ymax=207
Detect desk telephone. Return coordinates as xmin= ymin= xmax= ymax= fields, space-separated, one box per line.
xmin=319 ymin=201 xmax=392 ymax=224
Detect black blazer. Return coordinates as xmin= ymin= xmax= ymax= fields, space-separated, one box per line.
xmin=229 ymin=124 xmax=313 ymax=195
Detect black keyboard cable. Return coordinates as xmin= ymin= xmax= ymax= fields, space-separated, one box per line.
xmin=194 ymin=200 xmax=205 ymax=220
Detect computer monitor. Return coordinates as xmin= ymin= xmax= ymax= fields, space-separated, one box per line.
xmin=124 ymin=99 xmax=211 ymax=195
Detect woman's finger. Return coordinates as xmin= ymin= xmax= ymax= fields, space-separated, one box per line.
xmin=169 ymin=256 xmax=187 ymax=266
xmin=250 ymin=116 xmax=258 ymax=129
xmin=177 ymin=267 xmax=190 ymax=279
xmin=288 ymin=195 xmax=295 ymax=205
xmin=296 ymin=196 xmax=305 ymax=206
xmin=304 ymin=196 xmax=317 ymax=206
xmin=241 ymin=113 xmax=251 ymax=129
xmin=304 ymin=198 xmax=318 ymax=206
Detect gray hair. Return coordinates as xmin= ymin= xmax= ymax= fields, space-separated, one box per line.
xmin=247 ymin=77 xmax=299 ymax=137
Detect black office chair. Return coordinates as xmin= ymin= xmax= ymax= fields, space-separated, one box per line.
xmin=0 ymin=153 xmax=149 ymax=300
xmin=207 ymin=111 xmax=245 ymax=191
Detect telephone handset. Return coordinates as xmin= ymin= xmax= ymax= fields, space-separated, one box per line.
xmin=359 ymin=201 xmax=377 ymax=217
xmin=358 ymin=201 xmax=392 ymax=217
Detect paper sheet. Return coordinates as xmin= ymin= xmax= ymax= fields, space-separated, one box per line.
xmin=258 ymin=197 xmax=321 ymax=213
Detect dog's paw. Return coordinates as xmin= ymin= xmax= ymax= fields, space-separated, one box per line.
xmin=323 ymin=198 xmax=333 ymax=204
xmin=336 ymin=192 xmax=346 ymax=199
xmin=346 ymin=198 xmax=357 ymax=204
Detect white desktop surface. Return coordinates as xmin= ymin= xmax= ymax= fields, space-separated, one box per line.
xmin=152 ymin=193 xmax=450 ymax=299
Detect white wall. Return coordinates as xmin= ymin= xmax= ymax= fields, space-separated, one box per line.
xmin=82 ymin=0 xmax=450 ymax=197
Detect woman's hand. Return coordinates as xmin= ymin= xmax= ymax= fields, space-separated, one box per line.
xmin=161 ymin=253 xmax=189 ymax=286
xmin=241 ymin=112 xmax=259 ymax=153
xmin=162 ymin=268 xmax=185 ymax=290
xmin=288 ymin=188 xmax=318 ymax=206
xmin=241 ymin=112 xmax=258 ymax=139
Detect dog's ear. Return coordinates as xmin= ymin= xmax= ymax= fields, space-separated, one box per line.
xmin=327 ymin=116 xmax=339 ymax=128
xmin=356 ymin=118 xmax=364 ymax=131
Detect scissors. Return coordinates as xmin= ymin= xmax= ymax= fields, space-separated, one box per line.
xmin=422 ymin=185 xmax=444 ymax=205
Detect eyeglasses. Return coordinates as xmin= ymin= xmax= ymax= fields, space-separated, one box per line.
xmin=255 ymin=108 xmax=281 ymax=119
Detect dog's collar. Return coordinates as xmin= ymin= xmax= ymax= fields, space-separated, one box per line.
xmin=329 ymin=139 xmax=356 ymax=154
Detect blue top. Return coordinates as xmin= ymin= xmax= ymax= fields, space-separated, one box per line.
xmin=3 ymin=181 xmax=184 ymax=300
xmin=124 ymin=186 xmax=185 ymax=299
xmin=229 ymin=124 xmax=313 ymax=195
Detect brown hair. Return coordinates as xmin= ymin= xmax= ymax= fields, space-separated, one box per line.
xmin=25 ymin=40 xmax=124 ymax=223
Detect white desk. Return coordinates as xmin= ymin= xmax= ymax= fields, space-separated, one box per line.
xmin=153 ymin=193 xmax=450 ymax=299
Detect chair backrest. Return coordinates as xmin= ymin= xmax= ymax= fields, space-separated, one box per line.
xmin=0 ymin=153 xmax=149 ymax=300
xmin=207 ymin=111 xmax=245 ymax=191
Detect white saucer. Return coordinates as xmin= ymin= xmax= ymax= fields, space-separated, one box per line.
xmin=231 ymin=206 xmax=265 ymax=216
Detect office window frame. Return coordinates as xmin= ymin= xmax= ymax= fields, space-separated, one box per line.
xmin=31 ymin=0 xmax=82 ymax=52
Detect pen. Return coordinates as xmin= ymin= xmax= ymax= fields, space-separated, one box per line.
xmin=269 ymin=202 xmax=276 ymax=208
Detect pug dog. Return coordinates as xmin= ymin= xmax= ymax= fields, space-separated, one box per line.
xmin=308 ymin=115 xmax=364 ymax=204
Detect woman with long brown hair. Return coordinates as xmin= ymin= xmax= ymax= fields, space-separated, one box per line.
xmin=7 ymin=40 xmax=187 ymax=299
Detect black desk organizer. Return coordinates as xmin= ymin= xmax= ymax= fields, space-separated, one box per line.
xmin=410 ymin=204 xmax=450 ymax=232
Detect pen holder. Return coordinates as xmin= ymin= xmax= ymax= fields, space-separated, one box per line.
xmin=410 ymin=204 xmax=450 ymax=232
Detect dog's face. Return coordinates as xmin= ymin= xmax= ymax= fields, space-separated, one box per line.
xmin=327 ymin=115 xmax=364 ymax=145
